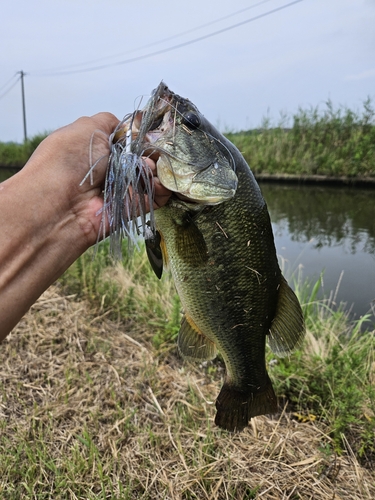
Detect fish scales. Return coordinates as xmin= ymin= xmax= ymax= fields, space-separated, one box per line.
xmin=116 ymin=82 xmax=305 ymax=432
xmin=154 ymin=152 xmax=282 ymax=430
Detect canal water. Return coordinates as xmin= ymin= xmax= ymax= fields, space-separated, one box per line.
xmin=2 ymin=168 xmax=374 ymax=326
xmin=259 ymin=182 xmax=375 ymax=326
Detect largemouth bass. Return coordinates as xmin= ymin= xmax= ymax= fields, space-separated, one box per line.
xmin=116 ymin=82 xmax=305 ymax=432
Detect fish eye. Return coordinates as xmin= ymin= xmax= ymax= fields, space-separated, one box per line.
xmin=182 ymin=112 xmax=200 ymax=130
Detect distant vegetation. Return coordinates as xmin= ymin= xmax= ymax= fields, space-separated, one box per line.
xmin=0 ymin=133 xmax=46 ymax=168
xmin=1 ymin=99 xmax=375 ymax=179
xmin=226 ymin=98 xmax=375 ymax=178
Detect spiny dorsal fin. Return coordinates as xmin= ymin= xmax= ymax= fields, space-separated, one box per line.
xmin=268 ymin=276 xmax=305 ymax=357
xmin=178 ymin=314 xmax=217 ymax=361
xmin=145 ymin=229 xmax=164 ymax=279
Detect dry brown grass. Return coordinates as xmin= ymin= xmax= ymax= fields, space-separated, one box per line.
xmin=1 ymin=285 xmax=374 ymax=499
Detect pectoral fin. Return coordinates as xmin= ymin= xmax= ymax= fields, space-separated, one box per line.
xmin=178 ymin=314 xmax=217 ymax=361
xmin=268 ymin=276 xmax=305 ymax=357
xmin=175 ymin=213 xmax=208 ymax=266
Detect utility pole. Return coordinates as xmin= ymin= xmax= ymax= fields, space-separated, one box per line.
xmin=19 ymin=70 xmax=27 ymax=142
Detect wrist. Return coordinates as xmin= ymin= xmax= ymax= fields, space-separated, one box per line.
xmin=9 ymin=161 xmax=91 ymax=258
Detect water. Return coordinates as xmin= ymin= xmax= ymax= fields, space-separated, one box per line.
xmin=2 ymin=167 xmax=374 ymax=325
xmin=259 ymin=182 xmax=375 ymax=326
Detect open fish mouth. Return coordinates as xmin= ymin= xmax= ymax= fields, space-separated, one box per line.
xmin=98 ymin=82 xmax=237 ymax=257
xmin=114 ymin=82 xmax=238 ymax=205
xmin=113 ymin=83 xmax=174 ymax=146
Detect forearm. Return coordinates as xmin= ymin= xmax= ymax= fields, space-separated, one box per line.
xmin=0 ymin=166 xmax=92 ymax=340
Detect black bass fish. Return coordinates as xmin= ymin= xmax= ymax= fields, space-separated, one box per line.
xmin=116 ymin=82 xmax=305 ymax=432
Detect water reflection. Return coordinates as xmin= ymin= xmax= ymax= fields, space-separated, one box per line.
xmin=262 ymin=184 xmax=375 ymax=253
xmin=260 ymin=182 xmax=375 ymax=323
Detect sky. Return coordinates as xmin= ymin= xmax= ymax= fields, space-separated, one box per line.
xmin=1 ymin=0 xmax=374 ymax=142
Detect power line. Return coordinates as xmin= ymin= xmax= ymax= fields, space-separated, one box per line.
xmin=0 ymin=0 xmax=303 ymax=141
xmin=32 ymin=0 xmax=304 ymax=77
xmin=31 ymin=0 xmax=276 ymax=75
xmin=0 ymin=75 xmax=20 ymax=101
xmin=0 ymin=73 xmax=27 ymax=142
xmin=0 ymin=74 xmax=18 ymax=94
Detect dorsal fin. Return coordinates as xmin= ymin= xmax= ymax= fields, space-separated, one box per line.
xmin=268 ymin=277 xmax=305 ymax=357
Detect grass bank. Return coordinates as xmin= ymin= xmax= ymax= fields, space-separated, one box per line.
xmin=1 ymin=100 xmax=375 ymax=181
xmin=226 ymin=99 xmax=375 ymax=178
xmin=0 ymin=241 xmax=374 ymax=499
xmin=0 ymin=134 xmax=46 ymax=169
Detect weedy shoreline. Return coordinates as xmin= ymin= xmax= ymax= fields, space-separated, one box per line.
xmin=255 ymin=172 xmax=375 ymax=187
xmin=0 ymin=242 xmax=374 ymax=499
xmin=227 ymin=98 xmax=375 ymax=180
xmin=1 ymin=99 xmax=375 ymax=181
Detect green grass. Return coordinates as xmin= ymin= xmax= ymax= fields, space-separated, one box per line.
xmin=269 ymin=274 xmax=375 ymax=461
xmin=59 ymin=239 xmax=181 ymax=349
xmin=60 ymin=242 xmax=375 ymax=463
xmin=226 ymin=98 xmax=375 ymax=177
xmin=1 ymin=243 xmax=374 ymax=498
xmin=0 ymin=168 xmax=19 ymax=182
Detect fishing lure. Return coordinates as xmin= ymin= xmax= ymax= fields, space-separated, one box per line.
xmin=82 ymin=86 xmax=167 ymax=257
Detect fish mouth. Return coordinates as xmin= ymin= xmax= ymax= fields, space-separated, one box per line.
xmin=114 ymin=82 xmax=175 ymax=145
xmin=113 ymin=82 xmax=237 ymax=205
xmin=114 ymin=82 xmax=192 ymax=152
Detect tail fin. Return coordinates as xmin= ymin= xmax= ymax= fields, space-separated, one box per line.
xmin=214 ymin=376 xmax=278 ymax=432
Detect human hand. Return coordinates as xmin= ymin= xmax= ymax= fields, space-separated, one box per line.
xmin=24 ymin=112 xmax=171 ymax=248
xmin=0 ymin=113 xmax=172 ymax=337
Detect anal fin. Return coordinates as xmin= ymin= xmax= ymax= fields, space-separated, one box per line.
xmin=178 ymin=315 xmax=217 ymax=361
xmin=268 ymin=276 xmax=305 ymax=357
